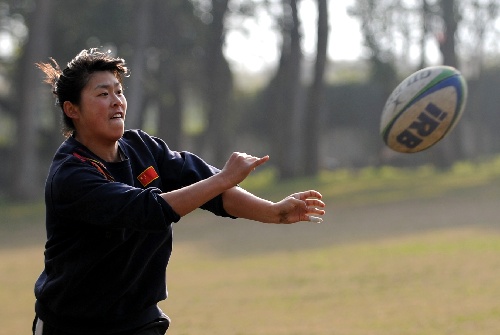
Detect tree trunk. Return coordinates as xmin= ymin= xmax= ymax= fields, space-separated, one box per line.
xmin=125 ymin=0 xmax=153 ymax=130
xmin=302 ymin=0 xmax=329 ymax=176
xmin=158 ymin=61 xmax=183 ymax=150
xmin=439 ymin=0 xmax=458 ymax=68
xmin=200 ymin=0 xmax=233 ymax=166
xmin=268 ymin=0 xmax=302 ymax=180
xmin=433 ymin=0 xmax=462 ymax=168
xmin=152 ymin=0 xmax=185 ymax=150
xmin=10 ymin=0 xmax=53 ymax=200
xmin=419 ymin=0 xmax=430 ymax=69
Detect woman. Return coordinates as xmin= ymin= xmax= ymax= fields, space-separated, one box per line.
xmin=33 ymin=49 xmax=325 ymax=335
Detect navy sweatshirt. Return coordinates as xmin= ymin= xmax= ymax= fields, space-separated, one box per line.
xmin=34 ymin=129 xmax=234 ymax=334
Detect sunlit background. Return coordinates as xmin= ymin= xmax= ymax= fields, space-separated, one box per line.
xmin=1 ymin=1 xmax=500 ymax=334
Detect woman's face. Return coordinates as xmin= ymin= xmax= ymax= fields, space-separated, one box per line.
xmin=69 ymin=71 xmax=127 ymax=146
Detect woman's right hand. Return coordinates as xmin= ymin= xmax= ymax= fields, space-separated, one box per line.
xmin=161 ymin=152 xmax=269 ymax=217
xmin=219 ymin=152 xmax=270 ymax=188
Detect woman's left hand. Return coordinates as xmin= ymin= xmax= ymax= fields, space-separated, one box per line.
xmin=274 ymin=190 xmax=326 ymax=224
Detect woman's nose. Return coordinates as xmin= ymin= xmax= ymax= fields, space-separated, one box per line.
xmin=112 ymin=95 xmax=123 ymax=106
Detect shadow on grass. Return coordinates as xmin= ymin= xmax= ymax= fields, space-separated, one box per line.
xmin=0 ymin=201 xmax=45 ymax=250
xmin=172 ymin=177 xmax=500 ymax=258
xmin=2 ymin=161 xmax=500 ymax=257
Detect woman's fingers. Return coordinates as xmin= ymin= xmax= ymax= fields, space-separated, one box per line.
xmin=307 ymin=215 xmax=324 ymax=223
xmin=222 ymin=152 xmax=270 ymax=187
xmin=293 ymin=190 xmax=323 ymax=201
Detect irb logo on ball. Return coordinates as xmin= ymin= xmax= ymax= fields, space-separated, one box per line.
xmin=380 ymin=66 xmax=467 ymax=153
xmin=396 ymin=102 xmax=448 ymax=149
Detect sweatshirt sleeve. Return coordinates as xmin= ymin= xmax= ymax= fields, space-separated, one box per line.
xmin=47 ymin=156 xmax=180 ymax=232
xmin=136 ymin=131 xmax=235 ymax=218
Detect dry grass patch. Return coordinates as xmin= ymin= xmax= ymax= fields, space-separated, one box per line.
xmin=163 ymin=227 xmax=500 ymax=335
xmin=1 ymin=156 xmax=499 ymax=335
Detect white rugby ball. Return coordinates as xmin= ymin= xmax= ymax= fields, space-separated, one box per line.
xmin=380 ymin=66 xmax=467 ymax=153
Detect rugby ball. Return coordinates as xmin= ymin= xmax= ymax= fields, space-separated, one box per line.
xmin=380 ymin=66 xmax=467 ymax=153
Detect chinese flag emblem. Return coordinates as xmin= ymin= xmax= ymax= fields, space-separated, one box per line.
xmin=137 ymin=166 xmax=159 ymax=187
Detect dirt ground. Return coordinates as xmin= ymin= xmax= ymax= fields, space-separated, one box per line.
xmin=171 ymin=177 xmax=500 ymax=257
xmin=0 ymin=172 xmax=498 ymax=335
xmin=2 ymin=174 xmax=498 ymax=254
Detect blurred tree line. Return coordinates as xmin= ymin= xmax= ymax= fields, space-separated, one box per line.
xmin=0 ymin=0 xmax=499 ymax=201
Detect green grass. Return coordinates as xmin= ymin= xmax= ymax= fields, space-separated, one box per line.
xmin=241 ymin=155 xmax=500 ymax=204
xmin=1 ymin=156 xmax=500 ymax=335
xmin=163 ymin=229 xmax=500 ymax=335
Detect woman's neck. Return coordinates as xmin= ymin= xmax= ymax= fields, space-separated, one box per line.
xmin=74 ymin=134 xmax=121 ymax=162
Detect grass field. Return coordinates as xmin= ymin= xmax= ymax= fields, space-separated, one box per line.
xmin=1 ymin=157 xmax=500 ymax=335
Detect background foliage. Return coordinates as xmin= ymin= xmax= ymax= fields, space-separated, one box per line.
xmin=1 ymin=0 xmax=500 ymax=201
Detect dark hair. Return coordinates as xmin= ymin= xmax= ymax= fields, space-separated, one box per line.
xmin=37 ymin=48 xmax=129 ymax=137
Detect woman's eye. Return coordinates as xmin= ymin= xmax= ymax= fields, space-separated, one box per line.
xmin=99 ymin=92 xmax=108 ymax=96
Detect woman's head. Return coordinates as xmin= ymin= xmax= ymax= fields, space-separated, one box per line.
xmin=37 ymin=48 xmax=129 ymax=137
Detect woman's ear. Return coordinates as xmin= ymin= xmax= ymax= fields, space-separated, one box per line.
xmin=63 ymin=101 xmax=79 ymax=119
